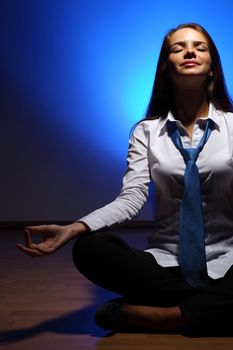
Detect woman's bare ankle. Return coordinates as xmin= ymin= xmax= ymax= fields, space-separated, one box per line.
xmin=160 ymin=306 xmax=187 ymax=330
xmin=119 ymin=304 xmax=187 ymax=331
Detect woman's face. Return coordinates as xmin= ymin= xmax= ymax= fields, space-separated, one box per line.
xmin=167 ymin=27 xmax=212 ymax=82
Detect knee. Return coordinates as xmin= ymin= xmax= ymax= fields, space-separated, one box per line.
xmin=72 ymin=230 xmax=122 ymax=278
xmin=72 ymin=233 xmax=92 ymax=273
xmin=72 ymin=232 xmax=108 ymax=274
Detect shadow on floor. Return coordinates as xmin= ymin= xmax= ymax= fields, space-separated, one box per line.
xmin=0 ymin=303 xmax=110 ymax=346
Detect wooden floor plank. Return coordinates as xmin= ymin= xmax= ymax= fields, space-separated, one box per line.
xmin=1 ymin=228 xmax=233 ymax=349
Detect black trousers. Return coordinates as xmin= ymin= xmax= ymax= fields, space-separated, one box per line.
xmin=72 ymin=230 xmax=233 ymax=335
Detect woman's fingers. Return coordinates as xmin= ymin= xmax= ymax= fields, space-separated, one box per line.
xmin=35 ymin=244 xmax=56 ymax=254
xmin=16 ymin=243 xmax=44 ymax=257
xmin=17 ymin=224 xmax=67 ymax=257
xmin=17 ymin=240 xmax=55 ymax=256
xmin=25 ymin=225 xmax=50 ymax=233
xmin=24 ymin=229 xmax=33 ymax=248
xmin=17 ymin=226 xmax=50 ymax=256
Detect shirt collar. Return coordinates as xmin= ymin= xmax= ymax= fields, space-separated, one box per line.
xmin=159 ymin=103 xmax=221 ymax=133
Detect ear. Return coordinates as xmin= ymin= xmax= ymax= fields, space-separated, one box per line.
xmin=209 ymin=70 xmax=213 ymax=77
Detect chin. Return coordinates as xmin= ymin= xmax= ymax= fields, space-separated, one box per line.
xmin=171 ymin=74 xmax=209 ymax=87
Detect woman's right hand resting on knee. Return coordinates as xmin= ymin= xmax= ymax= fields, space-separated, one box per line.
xmin=17 ymin=222 xmax=87 ymax=257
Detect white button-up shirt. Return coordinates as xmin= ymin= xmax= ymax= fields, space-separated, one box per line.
xmin=79 ymin=104 xmax=233 ymax=279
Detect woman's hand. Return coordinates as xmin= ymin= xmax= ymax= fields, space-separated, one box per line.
xmin=17 ymin=222 xmax=87 ymax=257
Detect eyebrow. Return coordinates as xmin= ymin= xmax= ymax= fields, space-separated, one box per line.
xmin=170 ymin=40 xmax=208 ymax=48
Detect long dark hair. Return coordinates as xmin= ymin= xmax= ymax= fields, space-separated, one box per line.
xmin=144 ymin=23 xmax=233 ymax=119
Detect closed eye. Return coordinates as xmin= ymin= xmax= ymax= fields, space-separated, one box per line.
xmin=169 ymin=41 xmax=209 ymax=53
xmin=197 ymin=47 xmax=208 ymax=52
xmin=170 ymin=47 xmax=183 ymax=53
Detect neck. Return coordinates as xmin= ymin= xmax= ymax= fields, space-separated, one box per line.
xmin=172 ymin=81 xmax=209 ymax=127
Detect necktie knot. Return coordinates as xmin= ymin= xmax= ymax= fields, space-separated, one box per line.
xmin=184 ymin=148 xmax=198 ymax=162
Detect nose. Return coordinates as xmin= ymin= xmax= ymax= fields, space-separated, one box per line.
xmin=184 ymin=45 xmax=196 ymax=58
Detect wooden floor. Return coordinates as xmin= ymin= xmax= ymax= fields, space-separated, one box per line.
xmin=1 ymin=227 xmax=233 ymax=350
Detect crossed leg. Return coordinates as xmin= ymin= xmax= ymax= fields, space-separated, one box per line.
xmin=72 ymin=230 xmax=233 ymax=335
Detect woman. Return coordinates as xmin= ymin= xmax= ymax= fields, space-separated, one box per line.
xmin=18 ymin=23 xmax=233 ymax=335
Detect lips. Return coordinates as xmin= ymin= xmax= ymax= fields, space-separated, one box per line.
xmin=181 ymin=60 xmax=200 ymax=66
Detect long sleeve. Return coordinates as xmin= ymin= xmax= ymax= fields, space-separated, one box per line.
xmin=78 ymin=122 xmax=151 ymax=231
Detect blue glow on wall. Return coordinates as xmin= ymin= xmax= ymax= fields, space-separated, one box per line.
xmin=2 ymin=0 xmax=233 ymax=222
xmin=3 ymin=0 xmax=233 ymax=159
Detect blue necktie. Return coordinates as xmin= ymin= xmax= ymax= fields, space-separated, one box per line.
xmin=167 ymin=119 xmax=213 ymax=288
